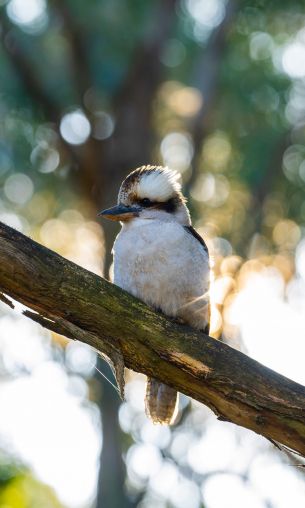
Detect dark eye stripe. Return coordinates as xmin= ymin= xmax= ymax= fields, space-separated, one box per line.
xmin=155 ymin=198 xmax=178 ymax=213
xmin=137 ymin=196 xmax=179 ymax=213
xmin=141 ymin=198 xmax=152 ymax=207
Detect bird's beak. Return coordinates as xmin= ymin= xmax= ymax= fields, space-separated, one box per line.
xmin=97 ymin=204 xmax=140 ymax=222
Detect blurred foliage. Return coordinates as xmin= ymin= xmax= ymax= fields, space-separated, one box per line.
xmin=0 ymin=0 xmax=305 ymax=507
xmin=0 ymin=474 xmax=64 ymax=508
xmin=0 ymin=451 xmax=64 ymax=508
xmin=0 ymin=0 xmax=304 ymax=257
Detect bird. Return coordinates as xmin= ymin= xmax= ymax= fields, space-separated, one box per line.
xmin=99 ymin=165 xmax=210 ymax=425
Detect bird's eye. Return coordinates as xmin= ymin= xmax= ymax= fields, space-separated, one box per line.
xmin=141 ymin=198 xmax=152 ymax=207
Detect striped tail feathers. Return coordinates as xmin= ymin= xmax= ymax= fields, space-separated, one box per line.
xmin=145 ymin=377 xmax=179 ymax=425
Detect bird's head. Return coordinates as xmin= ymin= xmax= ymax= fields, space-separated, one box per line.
xmin=98 ymin=165 xmax=190 ymax=225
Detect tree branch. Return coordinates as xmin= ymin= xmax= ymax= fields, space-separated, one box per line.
xmin=0 ymin=220 xmax=305 ymax=456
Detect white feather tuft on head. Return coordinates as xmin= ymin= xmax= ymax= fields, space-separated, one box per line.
xmin=137 ymin=167 xmax=181 ymax=201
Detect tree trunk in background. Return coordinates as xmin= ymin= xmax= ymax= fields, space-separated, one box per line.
xmin=95 ymin=363 xmax=129 ymax=508
xmin=186 ymin=0 xmax=237 ymax=200
xmin=93 ymin=2 xmax=179 ymax=505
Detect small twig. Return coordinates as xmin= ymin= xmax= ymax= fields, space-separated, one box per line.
xmin=0 ymin=292 xmax=14 ymax=309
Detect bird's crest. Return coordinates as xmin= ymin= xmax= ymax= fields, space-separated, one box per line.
xmin=119 ymin=165 xmax=182 ymax=203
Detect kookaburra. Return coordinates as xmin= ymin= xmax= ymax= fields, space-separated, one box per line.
xmin=99 ymin=165 xmax=210 ymax=425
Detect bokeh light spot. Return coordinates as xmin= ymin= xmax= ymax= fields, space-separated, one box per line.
xmin=191 ymin=173 xmax=230 ymax=207
xmin=65 ymin=342 xmax=96 ymax=377
xmin=185 ymin=0 xmax=226 ymax=41
xmin=282 ymin=145 xmax=305 ymax=183
xmin=282 ymin=42 xmax=305 ymax=78
xmin=161 ymin=132 xmax=193 ymax=172
xmin=39 ymin=218 xmax=72 ymax=251
xmin=249 ymin=32 xmax=274 ymax=60
xmin=7 ymin=0 xmax=48 ymax=33
xmin=203 ymin=474 xmax=265 ymax=508
xmin=0 ymin=212 xmax=24 ymax=231
xmin=93 ymin=112 xmax=114 ymax=140
xmin=167 ymin=86 xmax=203 ymax=117
xmin=296 ymin=239 xmax=305 ymax=281
xmin=202 ymin=132 xmax=232 ymax=171
xmin=127 ymin=443 xmax=162 ymax=480
xmin=60 ymin=110 xmax=91 ymax=145
xmin=31 ymin=143 xmax=60 ymax=173
xmin=273 ymin=219 xmax=301 ymax=250
xmin=4 ymin=173 xmax=34 ymax=205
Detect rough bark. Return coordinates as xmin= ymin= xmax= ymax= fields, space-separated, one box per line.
xmin=0 ymin=220 xmax=305 ymax=457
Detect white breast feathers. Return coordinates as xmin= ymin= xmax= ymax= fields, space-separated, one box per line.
xmin=113 ymin=219 xmax=210 ymax=330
